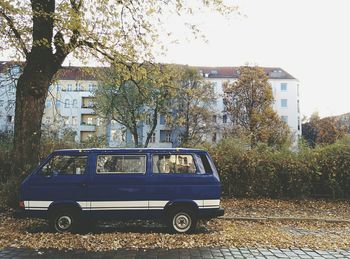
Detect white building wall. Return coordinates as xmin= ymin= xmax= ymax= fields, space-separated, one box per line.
xmin=0 ymin=65 xmax=18 ymax=132
xmin=204 ymin=77 xmax=301 ymax=144
xmin=0 ymin=63 xmax=301 ymax=148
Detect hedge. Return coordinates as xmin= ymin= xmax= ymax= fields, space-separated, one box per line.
xmin=208 ymin=139 xmax=350 ymax=199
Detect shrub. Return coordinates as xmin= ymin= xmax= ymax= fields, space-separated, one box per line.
xmin=209 ymin=138 xmax=350 ymax=199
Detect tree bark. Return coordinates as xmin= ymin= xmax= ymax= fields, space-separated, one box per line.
xmin=13 ymin=62 xmax=55 ymax=173
xmin=144 ymin=107 xmax=158 ymax=148
xmin=132 ymin=130 xmax=139 ymax=147
xmin=12 ymin=0 xmax=66 ymax=173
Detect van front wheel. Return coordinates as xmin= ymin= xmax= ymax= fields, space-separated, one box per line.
xmin=167 ymin=208 xmax=197 ymax=234
xmin=50 ymin=210 xmax=78 ymax=233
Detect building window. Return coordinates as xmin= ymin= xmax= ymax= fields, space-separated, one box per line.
xmin=160 ymin=114 xmax=165 ymax=125
xmin=72 ymin=116 xmax=77 ymax=126
xmin=281 ymin=116 xmax=288 ymax=123
xmin=280 ymin=83 xmax=287 ymax=91
xmin=297 ymin=84 xmax=300 ymax=97
xmin=7 ymin=115 xmax=13 ymax=123
xmin=297 ymin=100 xmax=300 ymax=113
xmin=160 ymin=130 xmax=171 ymax=143
xmin=72 ymin=99 xmax=78 ymax=108
xmin=212 ymin=115 xmax=217 ymax=123
xmin=63 ymin=116 xmax=70 ymax=126
xmin=281 ymin=99 xmax=288 ymax=108
xmin=87 ymin=117 xmax=93 ymax=125
xmin=45 ymin=100 xmax=52 ymax=108
xmin=110 ymin=130 xmax=117 ymax=141
xmin=88 ymin=84 xmax=94 ymax=92
xmin=149 ymin=132 xmax=156 ymax=143
xmin=64 ymin=99 xmax=70 ymax=108
xmin=222 ymin=114 xmax=227 ymax=123
xmin=56 ymin=84 xmax=61 ymax=91
xmin=76 ymin=84 xmax=81 ymax=91
xmin=56 ymin=101 xmax=61 ymax=108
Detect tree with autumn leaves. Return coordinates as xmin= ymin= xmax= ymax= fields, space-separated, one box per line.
xmin=167 ymin=66 xmax=216 ymax=147
xmin=0 ymin=0 xmax=235 ymax=173
xmin=302 ymin=113 xmax=348 ymax=147
xmin=223 ymin=66 xmax=291 ymax=148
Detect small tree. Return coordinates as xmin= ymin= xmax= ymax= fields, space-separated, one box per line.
xmin=167 ymin=66 xmax=216 ymax=146
xmin=302 ymin=113 xmax=348 ymax=147
xmin=223 ymin=66 xmax=290 ymax=148
xmin=94 ymin=64 xmax=173 ymax=147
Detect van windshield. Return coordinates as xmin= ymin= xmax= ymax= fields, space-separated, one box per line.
xmin=40 ymin=155 xmax=88 ymax=176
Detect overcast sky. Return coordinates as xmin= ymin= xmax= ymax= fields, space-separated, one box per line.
xmin=157 ymin=0 xmax=350 ymax=119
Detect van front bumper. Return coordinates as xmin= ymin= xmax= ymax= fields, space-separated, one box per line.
xmin=199 ymin=207 xmax=225 ymax=219
xmin=216 ymin=207 xmax=225 ymax=217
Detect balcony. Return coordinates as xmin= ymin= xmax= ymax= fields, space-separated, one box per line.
xmin=80 ymin=122 xmax=96 ymax=131
xmin=80 ymin=107 xmax=95 ymax=114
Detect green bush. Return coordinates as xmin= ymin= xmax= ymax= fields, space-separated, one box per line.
xmin=208 ymin=138 xmax=350 ymax=199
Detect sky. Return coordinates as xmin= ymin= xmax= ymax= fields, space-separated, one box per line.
xmin=2 ymin=0 xmax=349 ymax=119
xmin=157 ymin=0 xmax=350 ymax=119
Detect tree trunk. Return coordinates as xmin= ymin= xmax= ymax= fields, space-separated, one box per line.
xmin=13 ymin=62 xmax=56 ymax=174
xmin=144 ymin=108 xmax=158 ymax=148
xmin=11 ymin=0 xmax=67 ymax=174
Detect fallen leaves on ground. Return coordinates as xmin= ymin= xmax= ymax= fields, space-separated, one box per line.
xmin=222 ymin=199 xmax=350 ymax=220
xmin=0 ymin=208 xmax=349 ymax=251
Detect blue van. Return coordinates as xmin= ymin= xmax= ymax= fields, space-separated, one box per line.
xmin=18 ymin=148 xmax=224 ymax=233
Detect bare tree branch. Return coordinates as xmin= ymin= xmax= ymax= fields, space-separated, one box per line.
xmin=0 ymin=8 xmax=29 ymax=57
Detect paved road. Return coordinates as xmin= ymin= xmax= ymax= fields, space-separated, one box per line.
xmin=0 ymin=247 xmax=349 ymax=258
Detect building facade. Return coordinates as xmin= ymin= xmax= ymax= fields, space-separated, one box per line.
xmin=0 ymin=62 xmax=301 ymax=147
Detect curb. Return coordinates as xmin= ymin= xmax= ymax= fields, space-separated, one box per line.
xmin=219 ymin=216 xmax=350 ymax=223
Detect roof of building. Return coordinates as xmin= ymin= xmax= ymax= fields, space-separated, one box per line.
xmin=195 ymin=66 xmax=296 ymax=80
xmin=0 ymin=61 xmax=297 ymax=80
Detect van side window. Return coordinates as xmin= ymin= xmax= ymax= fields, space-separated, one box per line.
xmin=96 ymin=155 xmax=146 ymax=174
xmin=153 ymin=154 xmax=197 ymax=174
xmin=200 ymin=154 xmax=213 ymax=174
xmin=40 ymin=155 xmax=87 ymax=176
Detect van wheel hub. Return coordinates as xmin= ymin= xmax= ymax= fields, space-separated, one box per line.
xmin=57 ymin=216 xmax=72 ymax=230
xmin=173 ymin=212 xmax=191 ymax=232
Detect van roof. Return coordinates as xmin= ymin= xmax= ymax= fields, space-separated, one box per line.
xmin=53 ymin=148 xmax=207 ymax=154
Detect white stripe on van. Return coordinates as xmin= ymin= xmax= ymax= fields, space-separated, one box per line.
xmin=28 ymin=200 xmax=52 ymax=209
xmin=24 ymin=199 xmax=220 ymax=211
xmin=90 ymin=200 xmax=148 ymax=209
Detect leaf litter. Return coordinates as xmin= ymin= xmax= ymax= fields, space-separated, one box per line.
xmin=0 ymin=199 xmax=349 ymax=251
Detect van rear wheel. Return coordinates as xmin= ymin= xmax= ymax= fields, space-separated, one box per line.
xmin=167 ymin=208 xmax=197 ymax=234
xmin=50 ymin=209 xmax=78 ymax=233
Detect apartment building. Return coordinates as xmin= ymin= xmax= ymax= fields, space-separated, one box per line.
xmin=42 ymin=67 xmax=106 ymax=142
xmin=0 ymin=62 xmax=18 ymax=132
xmin=197 ymin=67 xmax=301 ymax=145
xmin=0 ymin=62 xmax=301 ymax=147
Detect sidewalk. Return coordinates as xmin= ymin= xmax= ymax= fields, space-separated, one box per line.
xmin=0 ymin=247 xmax=349 ymax=259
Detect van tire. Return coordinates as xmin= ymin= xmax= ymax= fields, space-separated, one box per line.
xmin=49 ymin=209 xmax=79 ymax=233
xmin=167 ymin=207 xmax=197 ymax=234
